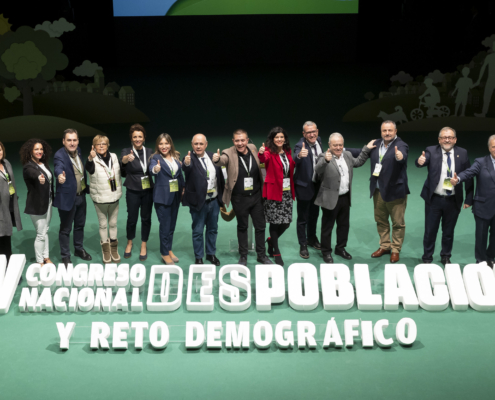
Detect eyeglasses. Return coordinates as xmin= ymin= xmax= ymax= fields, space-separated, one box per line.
xmin=440 ymin=136 xmax=456 ymax=141
xmin=304 ymin=130 xmax=317 ymax=135
xmin=96 ymin=143 xmax=108 ymax=147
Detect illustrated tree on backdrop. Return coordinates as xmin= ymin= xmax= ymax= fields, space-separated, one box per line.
xmin=0 ymin=26 xmax=68 ymax=115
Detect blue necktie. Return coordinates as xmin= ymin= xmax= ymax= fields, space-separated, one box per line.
xmin=446 ymin=152 xmax=452 ymax=196
xmin=201 ymin=158 xmax=213 ymax=198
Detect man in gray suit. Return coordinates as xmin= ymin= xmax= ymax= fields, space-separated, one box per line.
xmin=315 ymin=133 xmax=375 ymax=263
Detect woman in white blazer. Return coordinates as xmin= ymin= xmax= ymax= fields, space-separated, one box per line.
xmin=85 ymin=135 xmax=122 ymax=263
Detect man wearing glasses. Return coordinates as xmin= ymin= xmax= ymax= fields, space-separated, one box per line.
xmin=415 ymin=127 xmax=473 ymax=265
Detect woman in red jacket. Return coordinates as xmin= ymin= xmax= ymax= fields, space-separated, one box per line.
xmin=258 ymin=127 xmax=295 ymax=266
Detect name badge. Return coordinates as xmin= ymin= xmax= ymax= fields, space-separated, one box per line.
xmin=8 ymin=181 xmax=15 ymax=195
xmin=207 ymin=177 xmax=216 ymax=192
xmin=373 ymin=163 xmax=382 ymax=177
xmin=141 ymin=176 xmax=151 ymax=189
xmin=443 ymin=178 xmax=453 ymax=190
xmin=283 ymin=178 xmax=291 ymax=191
xmin=169 ymin=179 xmax=179 ymax=192
xmin=80 ymin=176 xmax=87 ymax=191
xmin=244 ymin=177 xmax=253 ymax=191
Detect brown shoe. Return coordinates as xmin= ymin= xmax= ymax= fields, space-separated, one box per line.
xmin=371 ymin=248 xmax=391 ymax=258
xmin=110 ymin=239 xmax=121 ymax=263
xmin=162 ymin=255 xmax=175 ymax=265
xmin=101 ymin=240 xmax=112 ymax=264
xmin=169 ymin=251 xmax=179 ymax=263
xmin=390 ymin=252 xmax=400 ymax=263
xmin=43 ymin=258 xmax=53 ymax=265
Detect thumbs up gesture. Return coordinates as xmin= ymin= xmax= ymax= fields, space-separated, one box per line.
xmin=154 ymin=159 xmax=161 ymax=173
xmin=213 ymin=149 xmax=220 ymax=163
xmin=38 ymin=174 xmax=45 ymax=184
xmin=395 ymin=146 xmax=403 ymax=161
xmin=418 ymin=151 xmax=426 ymax=166
xmin=185 ymin=151 xmax=191 ymax=166
xmin=259 ymin=143 xmax=265 ymax=155
xmin=58 ymin=171 xmax=66 ymax=184
xmin=127 ymin=149 xmax=135 ymax=162
xmin=325 ymin=148 xmax=333 ymax=162
xmin=450 ymin=172 xmax=459 ymax=186
xmin=89 ymin=146 xmax=96 ymax=161
xmin=299 ymin=142 xmax=309 ymax=158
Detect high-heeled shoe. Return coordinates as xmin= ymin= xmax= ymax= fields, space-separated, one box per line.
xmin=169 ymin=251 xmax=179 ymax=263
xmin=161 ymin=255 xmax=175 ymax=265
xmin=274 ymin=254 xmax=284 ymax=266
xmin=266 ymin=237 xmax=274 ymax=257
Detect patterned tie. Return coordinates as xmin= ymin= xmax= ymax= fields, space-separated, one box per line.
xmin=201 ymin=158 xmax=213 ymax=198
xmin=446 ymin=152 xmax=452 ymax=196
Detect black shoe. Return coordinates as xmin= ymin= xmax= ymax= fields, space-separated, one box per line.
xmin=274 ymin=254 xmax=284 ymax=266
xmin=62 ymin=257 xmax=72 ymax=267
xmin=257 ymin=255 xmax=274 ymax=264
xmin=74 ymin=249 xmax=92 ymax=261
xmin=206 ymin=254 xmax=221 ymax=266
xmin=335 ymin=249 xmax=352 ymax=260
xmin=487 ymin=260 xmax=494 ymax=269
xmin=195 ymin=258 xmax=204 ymax=264
xmin=307 ymin=237 xmax=321 ymax=250
xmin=441 ymin=257 xmax=451 ymax=266
xmin=422 ymin=259 xmax=432 ymax=264
xmin=299 ymin=245 xmax=309 ymax=259
xmin=238 ymin=255 xmax=247 ymax=266
xmin=266 ymin=237 xmax=274 ymax=257
xmin=323 ymin=253 xmax=334 ymax=263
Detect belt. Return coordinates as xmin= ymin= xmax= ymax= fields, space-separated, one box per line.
xmin=205 ymin=197 xmax=217 ymax=203
xmin=433 ymin=193 xmax=454 ymax=199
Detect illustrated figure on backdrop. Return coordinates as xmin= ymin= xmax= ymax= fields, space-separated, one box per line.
xmin=20 ymin=139 xmax=54 ymax=267
xmin=474 ymin=41 xmax=495 ymax=118
xmin=53 ymin=129 xmax=92 ymax=267
xmin=213 ymin=129 xmax=272 ymax=266
xmin=368 ymin=120 xmax=409 ymax=263
xmin=0 ymin=141 xmax=22 ymax=262
xmin=315 ymin=134 xmax=375 ymax=263
xmin=451 ymin=134 xmax=495 ymax=266
xmin=419 ymin=78 xmax=441 ymax=118
xmin=150 ymin=133 xmax=184 ymax=265
xmin=86 ymin=135 xmax=122 ymax=264
xmin=415 ymin=127 xmax=473 ymax=266
xmin=258 ymin=127 xmax=295 ymax=266
xmin=182 ymin=133 xmax=225 ymax=266
xmin=121 ymin=124 xmax=154 ymax=262
xmin=452 ymin=67 xmax=474 ymax=117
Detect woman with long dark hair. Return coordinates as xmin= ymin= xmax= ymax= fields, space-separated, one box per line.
xmin=20 ymin=139 xmax=54 ymax=266
xmin=149 ymin=133 xmax=184 ymax=265
xmin=258 ymin=127 xmax=295 ymax=266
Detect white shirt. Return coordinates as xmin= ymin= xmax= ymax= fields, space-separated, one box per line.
xmin=434 ymin=148 xmax=455 ymax=196
xmin=198 ymin=153 xmax=217 ymax=200
xmin=376 ymin=136 xmax=398 ymax=189
xmin=310 ymin=141 xmax=322 ymax=182
xmin=334 ymin=154 xmax=350 ymax=195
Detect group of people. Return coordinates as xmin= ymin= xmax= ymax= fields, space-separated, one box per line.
xmin=0 ymin=120 xmax=494 ymax=268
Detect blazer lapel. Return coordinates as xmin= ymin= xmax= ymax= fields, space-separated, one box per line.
xmin=486 ymin=156 xmax=495 ymax=185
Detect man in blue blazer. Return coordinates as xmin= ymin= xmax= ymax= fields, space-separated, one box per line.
xmin=183 ymin=134 xmax=225 ymax=266
xmin=452 ymin=134 xmax=495 ymax=266
xmin=53 ymin=129 xmax=92 ymax=266
xmin=415 ymin=127 xmax=473 ymax=265
xmin=368 ymin=121 xmax=409 ymax=263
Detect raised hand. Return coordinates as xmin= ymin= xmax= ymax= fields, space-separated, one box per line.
xmin=259 ymin=143 xmax=265 ymax=155
xmin=154 ymin=159 xmax=161 ymax=173
xmin=324 ymin=148 xmax=333 ymax=162
xmin=58 ymin=171 xmax=66 ymax=184
xmin=212 ymin=149 xmax=220 ymax=163
xmin=366 ymin=139 xmax=377 ymax=149
xmin=299 ymin=142 xmax=308 ymax=158
xmin=89 ymin=146 xmax=96 ymax=161
xmin=450 ymin=172 xmax=459 ymax=186
xmin=418 ymin=151 xmax=426 ymax=166
xmin=127 ymin=150 xmax=135 ymax=163
xmin=395 ymin=146 xmax=403 ymax=161
xmin=38 ymin=174 xmax=45 ymax=184
xmin=185 ymin=151 xmax=191 ymax=166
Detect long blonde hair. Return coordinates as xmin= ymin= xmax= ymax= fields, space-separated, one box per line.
xmin=153 ymin=133 xmax=180 ymax=161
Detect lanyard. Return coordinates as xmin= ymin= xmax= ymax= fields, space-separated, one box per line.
xmin=133 ymin=147 xmax=147 ymax=174
xmin=68 ymin=151 xmax=83 ymax=174
xmin=239 ymin=154 xmax=252 ymax=176
xmin=280 ymin=153 xmax=289 ymax=177
xmin=163 ymin=157 xmax=177 ymax=178
xmin=0 ymin=168 xmax=9 ymax=182
xmin=96 ymin=154 xmax=115 ymax=179
xmin=335 ymin=157 xmax=345 ymax=176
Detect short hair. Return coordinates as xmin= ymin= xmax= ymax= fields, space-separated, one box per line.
xmin=303 ymin=121 xmax=317 ymax=130
xmin=0 ymin=141 xmax=5 ymax=161
xmin=192 ymin=133 xmax=208 ymax=142
xmin=329 ymin=132 xmax=344 ymax=143
xmin=439 ymin=127 xmax=456 ymax=138
xmin=129 ymin=123 xmax=146 ymax=139
xmin=63 ymin=128 xmax=79 ymax=140
xmin=488 ymin=134 xmax=495 ymax=146
xmin=233 ymin=129 xmax=248 ymax=138
xmin=381 ymin=120 xmax=397 ymax=129
xmin=93 ymin=135 xmax=110 ymax=147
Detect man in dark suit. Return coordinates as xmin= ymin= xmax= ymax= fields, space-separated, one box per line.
xmin=53 ymin=129 xmax=92 ymax=266
xmin=451 ymin=134 xmax=495 ymax=266
xmin=183 ymin=134 xmax=225 ymax=266
xmin=415 ymin=127 xmax=473 ymax=265
xmin=369 ymin=120 xmax=409 ymax=263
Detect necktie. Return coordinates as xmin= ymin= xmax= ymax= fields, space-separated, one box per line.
xmin=446 ymin=152 xmax=452 ymax=196
xmin=201 ymin=158 xmax=213 ymax=198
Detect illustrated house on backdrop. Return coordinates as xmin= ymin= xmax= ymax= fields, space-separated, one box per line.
xmin=119 ymin=86 xmax=135 ymax=106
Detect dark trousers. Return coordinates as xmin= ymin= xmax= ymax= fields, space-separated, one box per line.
xmin=321 ymin=192 xmax=350 ymax=255
xmin=0 ymin=235 xmax=12 ymax=262
xmin=475 ymin=214 xmax=495 ymax=263
xmin=126 ymin=188 xmax=153 ymax=242
xmin=296 ymin=184 xmax=320 ymax=245
xmin=58 ymin=194 xmax=86 ymax=258
xmin=231 ymin=193 xmax=266 ymax=257
xmin=190 ymin=199 xmax=220 ymax=259
xmin=422 ymin=195 xmax=460 ymax=262
xmin=155 ymin=194 xmax=180 ymax=256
